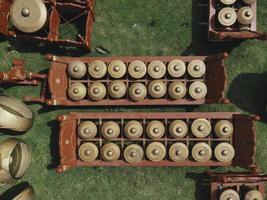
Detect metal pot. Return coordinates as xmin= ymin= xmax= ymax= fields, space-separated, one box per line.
xmin=101 ymin=121 xmax=120 ymax=140
xmin=148 ymin=80 xmax=167 ymax=98
xmin=218 ymin=7 xmax=237 ymax=27
xmin=146 ymin=142 xmax=166 ymax=162
xmin=68 ymin=61 xmax=87 ymax=79
xmin=214 ymin=142 xmax=235 ymax=162
xmin=101 ymin=143 xmax=121 ymax=162
xmin=108 ymin=60 xmax=126 ymax=79
xmin=124 ymin=144 xmax=144 ymax=163
xmin=169 ymin=120 xmax=188 ymax=138
xmin=148 ymin=61 xmax=166 ymax=79
xmin=129 ymin=83 xmax=147 ymax=101
xmin=108 ymin=81 xmax=127 ymax=99
xmin=124 ymin=120 xmax=143 ymax=139
xmin=88 ymin=60 xmax=107 ymax=79
xmin=68 ymin=82 xmax=87 ymax=101
xmin=78 ymin=121 xmax=98 ymax=140
xmin=88 ymin=82 xmax=107 ymax=101
xmin=169 ymin=142 xmax=189 ymax=162
xmin=146 ymin=120 xmax=165 ymax=139
xmin=128 ymin=60 xmax=147 ymax=79
xmin=191 ymin=118 xmax=211 ymax=138
xmin=191 ymin=143 xmax=212 ymax=162
xmin=0 ymin=138 xmax=31 ymax=184
xmin=10 ymin=0 xmax=48 ymax=33
xmin=168 ymin=81 xmax=187 ymax=99
xmin=167 ymin=59 xmax=186 ymax=78
xmin=78 ymin=142 xmax=99 ymax=162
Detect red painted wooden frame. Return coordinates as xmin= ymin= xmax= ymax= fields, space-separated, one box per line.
xmin=56 ymin=112 xmax=258 ymax=173
xmin=208 ymin=0 xmax=267 ymax=41
xmin=209 ymin=172 xmax=267 ymax=200
xmin=0 ymin=53 xmax=229 ymax=106
xmin=0 ymin=0 xmax=95 ymax=49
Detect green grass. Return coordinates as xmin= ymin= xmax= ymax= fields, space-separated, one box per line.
xmin=1 ymin=0 xmax=267 ymax=199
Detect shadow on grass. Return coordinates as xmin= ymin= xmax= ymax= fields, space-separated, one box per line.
xmin=182 ymin=0 xmax=240 ymax=56
xmin=0 ymin=182 xmax=31 ymax=200
xmin=228 ymin=72 xmax=267 ymax=121
xmin=46 ymin=120 xmax=60 ymax=170
xmin=185 ymin=172 xmax=210 ymax=200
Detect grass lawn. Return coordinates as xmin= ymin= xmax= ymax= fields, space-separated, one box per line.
xmin=1 ymin=0 xmax=267 ymax=199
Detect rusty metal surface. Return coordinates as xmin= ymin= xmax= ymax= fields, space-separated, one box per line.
xmin=208 ymin=0 xmax=267 ymax=41
xmin=56 ymin=112 xmax=257 ymax=173
xmin=209 ymin=172 xmax=267 ymax=200
xmin=18 ymin=53 xmax=229 ymax=106
xmin=0 ymin=0 xmax=95 ymax=49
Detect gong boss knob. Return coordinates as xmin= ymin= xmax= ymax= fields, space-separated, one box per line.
xmin=108 ymin=60 xmax=126 ymax=79
xmin=78 ymin=121 xmax=98 ymax=140
xmin=101 ymin=121 xmax=120 ymax=140
xmin=189 ymin=81 xmax=207 ymax=100
xmin=191 ymin=118 xmax=211 ymax=138
xmin=169 ymin=120 xmax=188 ymax=138
xmin=146 ymin=120 xmax=165 ymax=139
xmin=146 ymin=142 xmax=166 ymax=161
xmin=148 ymin=80 xmax=167 ymax=98
xmin=124 ymin=144 xmax=144 ymax=163
xmin=68 ymin=60 xmax=87 ymax=79
xmin=78 ymin=142 xmax=99 ymax=162
xmin=129 ymin=83 xmax=147 ymax=101
xmin=101 ymin=143 xmax=121 ymax=162
xmin=167 ymin=59 xmax=186 ymax=78
xmin=169 ymin=143 xmax=189 ymax=162
xmin=245 ymin=190 xmax=263 ymax=200
xmin=214 ymin=142 xmax=235 ymax=162
xmin=128 ymin=60 xmax=147 ymax=79
xmin=168 ymin=81 xmax=187 ymax=99
xmin=237 ymin=7 xmax=254 ymax=25
xmin=68 ymin=82 xmax=87 ymax=101
xmin=218 ymin=7 xmax=237 ymax=27
xmin=215 ymin=120 xmax=234 ymax=138
xmin=220 ymin=189 xmax=240 ymax=200
xmin=108 ymin=81 xmax=127 ymax=99
xmin=10 ymin=0 xmax=48 ymax=33
xmin=124 ymin=120 xmax=143 ymax=139
xmin=88 ymin=60 xmax=107 ymax=79
xmin=88 ymin=82 xmax=107 ymax=101
xmin=187 ymin=59 xmax=206 ymax=78
xmin=192 ymin=143 xmax=212 ymax=162
xmin=148 ymin=61 xmax=166 ymax=79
